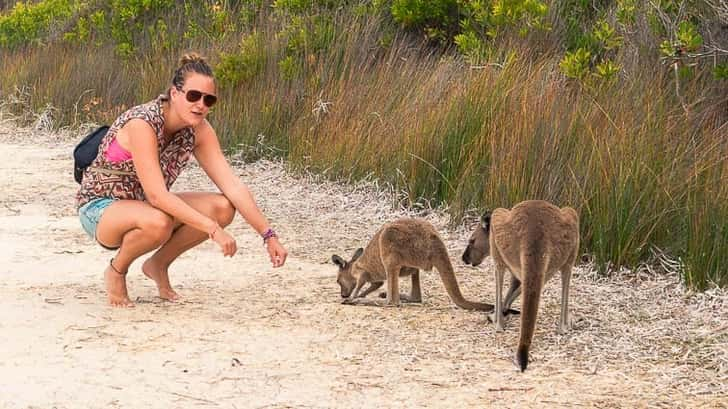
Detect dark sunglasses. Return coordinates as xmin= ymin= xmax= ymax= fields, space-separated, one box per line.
xmin=178 ymin=88 xmax=218 ymax=108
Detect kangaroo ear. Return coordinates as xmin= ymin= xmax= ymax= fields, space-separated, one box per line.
xmin=351 ymin=247 xmax=364 ymax=262
xmin=331 ymin=255 xmax=345 ymax=267
xmin=481 ymin=211 xmax=492 ymax=231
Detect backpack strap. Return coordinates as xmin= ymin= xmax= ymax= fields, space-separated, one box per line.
xmin=87 ymin=166 xmax=135 ymax=177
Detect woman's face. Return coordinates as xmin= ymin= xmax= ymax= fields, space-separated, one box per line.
xmin=171 ymin=73 xmax=217 ymax=127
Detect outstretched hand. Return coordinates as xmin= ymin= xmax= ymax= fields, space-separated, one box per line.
xmin=265 ymin=237 xmax=287 ymax=268
xmin=211 ymin=227 xmax=237 ymax=257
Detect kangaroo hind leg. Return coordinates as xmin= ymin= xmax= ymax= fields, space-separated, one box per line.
xmin=558 ymin=265 xmax=573 ymax=334
xmin=502 ymin=274 xmax=521 ymax=317
xmin=378 ymin=268 xmax=421 ymax=303
xmin=406 ymin=269 xmax=422 ymax=303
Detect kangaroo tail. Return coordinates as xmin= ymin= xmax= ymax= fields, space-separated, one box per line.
xmin=434 ymin=244 xmax=494 ymax=311
xmin=517 ymin=249 xmax=546 ymax=372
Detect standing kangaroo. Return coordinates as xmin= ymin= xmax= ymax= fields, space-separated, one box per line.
xmin=332 ymin=218 xmax=503 ymax=311
xmin=462 ymin=200 xmax=579 ymax=371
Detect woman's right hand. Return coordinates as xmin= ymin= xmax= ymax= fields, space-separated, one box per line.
xmin=211 ymin=227 xmax=237 ymax=257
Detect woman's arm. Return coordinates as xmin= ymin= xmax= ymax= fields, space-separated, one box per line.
xmin=123 ymin=119 xmax=236 ymax=256
xmin=193 ymin=120 xmax=288 ymax=267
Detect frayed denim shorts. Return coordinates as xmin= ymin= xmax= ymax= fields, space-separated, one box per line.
xmin=78 ymin=197 xmax=119 ymax=250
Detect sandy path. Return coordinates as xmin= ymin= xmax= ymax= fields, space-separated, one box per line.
xmin=0 ymin=125 xmax=726 ymax=408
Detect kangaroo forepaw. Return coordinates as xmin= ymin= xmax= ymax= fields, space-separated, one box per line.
xmin=487 ymin=311 xmax=495 ymax=323
xmin=400 ymin=294 xmax=422 ymax=303
xmin=558 ymin=315 xmax=574 ymax=334
xmin=488 ymin=309 xmax=518 ymax=323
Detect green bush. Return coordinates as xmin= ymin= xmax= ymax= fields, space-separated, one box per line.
xmin=216 ymin=31 xmax=265 ymax=86
xmin=559 ymin=47 xmax=591 ymax=80
xmin=388 ymin=0 xmax=548 ymax=46
xmin=714 ymin=63 xmax=728 ymax=80
xmin=0 ymin=0 xmax=75 ymax=48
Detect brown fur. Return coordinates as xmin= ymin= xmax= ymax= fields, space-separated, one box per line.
xmin=462 ymin=200 xmax=579 ymax=371
xmin=332 ymin=218 xmax=496 ymax=311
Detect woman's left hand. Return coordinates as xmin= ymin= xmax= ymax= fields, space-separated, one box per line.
xmin=265 ymin=237 xmax=288 ymax=268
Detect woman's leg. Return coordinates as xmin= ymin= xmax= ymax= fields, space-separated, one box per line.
xmin=141 ymin=192 xmax=235 ymax=300
xmin=95 ymin=200 xmax=176 ymax=307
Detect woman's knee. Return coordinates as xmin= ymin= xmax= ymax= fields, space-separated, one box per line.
xmin=213 ymin=195 xmax=235 ymax=226
xmin=141 ymin=211 xmax=175 ymax=243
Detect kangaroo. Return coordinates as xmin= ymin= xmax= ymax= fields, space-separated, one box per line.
xmin=462 ymin=200 xmax=579 ymax=371
xmin=332 ymin=218 xmax=504 ymax=311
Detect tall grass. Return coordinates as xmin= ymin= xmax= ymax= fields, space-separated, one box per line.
xmin=0 ymin=6 xmax=726 ymax=289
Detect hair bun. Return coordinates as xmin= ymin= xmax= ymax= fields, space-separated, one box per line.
xmin=170 ymin=51 xmax=214 ymax=91
xmin=179 ymin=52 xmax=207 ymax=67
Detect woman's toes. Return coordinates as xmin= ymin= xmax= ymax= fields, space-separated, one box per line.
xmin=159 ymin=288 xmax=181 ymax=301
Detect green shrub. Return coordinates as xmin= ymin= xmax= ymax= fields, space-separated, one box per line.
xmin=278 ymin=54 xmax=302 ymax=79
xmin=0 ymin=0 xmax=75 ymax=48
xmin=216 ymin=31 xmax=265 ymax=86
xmin=390 ymin=0 xmax=457 ymax=35
xmin=659 ymin=20 xmax=703 ymax=57
xmin=559 ymin=47 xmax=591 ymax=80
xmin=387 ymin=0 xmax=548 ymax=45
xmin=183 ymin=0 xmax=238 ymax=42
xmin=714 ymin=63 xmax=728 ymax=80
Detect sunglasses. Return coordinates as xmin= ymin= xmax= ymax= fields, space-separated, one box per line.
xmin=178 ymin=88 xmax=218 ymax=108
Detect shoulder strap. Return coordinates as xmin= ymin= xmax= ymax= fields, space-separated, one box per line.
xmin=87 ymin=166 xmax=135 ymax=176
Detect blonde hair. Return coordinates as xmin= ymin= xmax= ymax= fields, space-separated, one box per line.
xmin=170 ymin=52 xmax=214 ymax=91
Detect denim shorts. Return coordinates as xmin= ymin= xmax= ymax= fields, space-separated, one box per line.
xmin=78 ymin=197 xmax=119 ymax=250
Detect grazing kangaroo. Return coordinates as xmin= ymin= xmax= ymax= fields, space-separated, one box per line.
xmin=462 ymin=200 xmax=579 ymax=371
xmin=332 ymin=218 xmax=503 ymax=311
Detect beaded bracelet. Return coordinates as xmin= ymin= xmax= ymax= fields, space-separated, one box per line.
xmin=261 ymin=227 xmax=277 ymax=244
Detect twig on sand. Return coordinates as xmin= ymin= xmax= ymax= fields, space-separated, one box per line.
xmin=539 ymin=400 xmax=587 ymax=407
xmin=487 ymin=386 xmax=534 ymax=392
xmin=169 ymin=391 xmax=218 ymax=405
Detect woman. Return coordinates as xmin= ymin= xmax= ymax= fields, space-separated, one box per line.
xmin=76 ymin=53 xmax=288 ymax=307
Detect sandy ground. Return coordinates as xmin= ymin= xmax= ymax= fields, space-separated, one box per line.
xmin=0 ymin=122 xmax=726 ymax=409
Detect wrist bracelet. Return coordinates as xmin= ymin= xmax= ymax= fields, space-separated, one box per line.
xmin=261 ymin=228 xmax=277 ymax=244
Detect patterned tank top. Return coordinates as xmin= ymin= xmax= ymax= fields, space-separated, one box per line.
xmin=76 ymin=95 xmax=196 ymax=209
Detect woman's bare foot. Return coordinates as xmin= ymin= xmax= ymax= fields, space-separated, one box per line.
xmin=142 ymin=258 xmax=181 ymax=301
xmin=105 ymin=262 xmax=134 ymax=308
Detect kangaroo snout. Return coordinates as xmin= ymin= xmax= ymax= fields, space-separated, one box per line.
xmin=461 ymin=246 xmax=480 ymax=266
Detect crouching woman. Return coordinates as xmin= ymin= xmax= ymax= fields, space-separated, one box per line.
xmin=75 ymin=53 xmax=287 ymax=307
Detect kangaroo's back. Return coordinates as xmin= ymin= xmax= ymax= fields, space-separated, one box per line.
xmin=378 ymin=218 xmax=443 ymax=271
xmin=491 ymin=200 xmax=577 ymax=274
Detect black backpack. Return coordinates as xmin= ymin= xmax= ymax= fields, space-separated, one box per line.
xmin=73 ymin=125 xmax=109 ymax=184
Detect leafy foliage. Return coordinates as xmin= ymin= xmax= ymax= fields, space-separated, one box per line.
xmin=0 ymin=0 xmax=75 ymax=48
xmin=216 ymin=31 xmax=265 ymax=86
xmin=385 ymin=0 xmax=548 ymax=63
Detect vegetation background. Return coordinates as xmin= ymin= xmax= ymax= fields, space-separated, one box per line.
xmin=0 ymin=0 xmax=726 ymax=290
